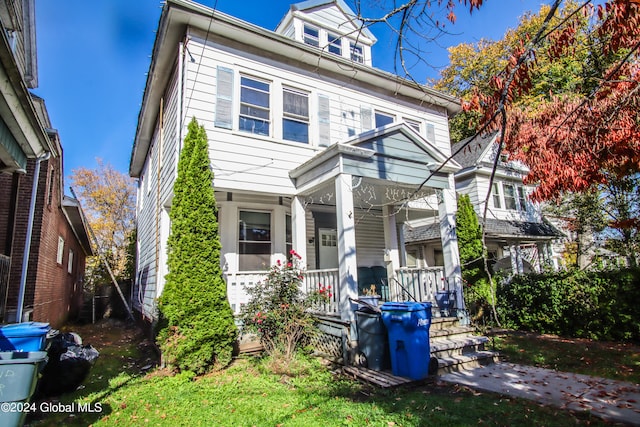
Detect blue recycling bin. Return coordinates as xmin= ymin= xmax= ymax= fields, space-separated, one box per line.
xmin=0 ymin=322 xmax=51 ymax=352
xmin=380 ymin=301 xmax=431 ymax=380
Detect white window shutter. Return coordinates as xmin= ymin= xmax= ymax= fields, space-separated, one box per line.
xmin=426 ymin=123 xmax=436 ymax=144
xmin=360 ymin=106 xmax=372 ymax=131
xmin=215 ymin=66 xmax=234 ymax=129
xmin=318 ymin=94 xmax=331 ymax=147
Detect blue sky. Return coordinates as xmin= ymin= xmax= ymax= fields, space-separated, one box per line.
xmin=34 ymin=0 xmax=546 ymax=184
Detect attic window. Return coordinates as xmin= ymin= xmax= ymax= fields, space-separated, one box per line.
xmin=327 ymin=33 xmax=341 ymax=55
xmin=303 ymin=25 xmax=319 ymax=47
xmin=350 ymin=43 xmax=364 ymax=63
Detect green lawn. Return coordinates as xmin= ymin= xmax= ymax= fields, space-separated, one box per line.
xmin=27 ymin=321 xmax=632 ymax=427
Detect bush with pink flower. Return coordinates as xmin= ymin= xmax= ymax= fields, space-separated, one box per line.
xmin=240 ymin=250 xmax=329 ymax=363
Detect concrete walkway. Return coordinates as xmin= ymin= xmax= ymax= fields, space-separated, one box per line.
xmin=440 ymin=362 xmax=640 ymax=426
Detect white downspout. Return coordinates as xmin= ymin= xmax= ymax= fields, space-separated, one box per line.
xmin=16 ymin=152 xmax=50 ymax=323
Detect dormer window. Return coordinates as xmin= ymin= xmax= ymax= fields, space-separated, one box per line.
xmin=327 ymin=33 xmax=342 ymax=55
xmin=303 ymin=25 xmax=320 ymax=47
xmin=375 ymin=111 xmax=394 ymax=128
xmin=350 ymin=43 xmax=364 ymax=63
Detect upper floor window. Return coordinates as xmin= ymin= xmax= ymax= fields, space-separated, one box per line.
xmin=503 ymin=183 xmax=517 ymax=210
xmin=375 ymin=111 xmax=394 ymax=128
xmin=517 ymin=186 xmax=528 ymax=211
xmin=283 ymin=87 xmax=309 ymax=143
xmin=327 ymin=33 xmax=341 ymax=55
xmin=404 ymin=119 xmax=421 ymax=133
xmin=491 ymin=183 xmax=501 ymax=209
xmin=303 ymin=25 xmax=320 ymax=47
xmin=239 ymin=76 xmax=270 ymax=136
xmin=68 ymin=249 xmax=74 ymax=274
xmin=350 ymin=43 xmax=364 ymax=63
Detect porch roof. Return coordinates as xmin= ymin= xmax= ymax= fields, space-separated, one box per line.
xmin=289 ymin=123 xmax=460 ymax=195
xmin=405 ymin=218 xmax=563 ymax=244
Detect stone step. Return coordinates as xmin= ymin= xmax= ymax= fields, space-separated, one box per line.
xmin=437 ymin=351 xmax=501 ymax=375
xmin=430 ymin=335 xmax=489 ymax=358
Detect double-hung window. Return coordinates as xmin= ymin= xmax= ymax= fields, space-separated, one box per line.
xmin=492 ymin=183 xmax=502 ymax=209
xmin=327 ymin=33 xmax=341 ymax=55
xmin=239 ymin=76 xmax=270 ymax=136
xmin=238 ymin=211 xmax=271 ymax=271
xmin=503 ymin=183 xmax=517 ymax=210
xmin=283 ymin=87 xmax=309 ymax=143
xmin=350 ymin=43 xmax=364 ymax=63
xmin=375 ymin=111 xmax=394 ymax=128
xmin=517 ymin=186 xmax=528 ymax=212
xmin=303 ymin=25 xmax=320 ymax=47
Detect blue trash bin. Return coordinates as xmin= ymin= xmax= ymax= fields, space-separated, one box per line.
xmin=380 ymin=301 xmax=431 ymax=380
xmin=0 ymin=322 xmax=51 ymax=352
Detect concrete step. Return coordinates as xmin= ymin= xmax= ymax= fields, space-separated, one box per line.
xmin=430 ymin=317 xmax=459 ymax=330
xmin=429 ymin=326 xmax=476 ymax=340
xmin=437 ymin=351 xmax=501 ymax=375
xmin=430 ymin=335 xmax=489 ymax=358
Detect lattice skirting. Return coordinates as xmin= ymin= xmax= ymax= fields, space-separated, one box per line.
xmin=310 ymin=316 xmax=350 ymax=363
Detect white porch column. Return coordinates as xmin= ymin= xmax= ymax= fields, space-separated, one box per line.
xmin=335 ymin=174 xmax=358 ymax=339
xmin=291 ymin=196 xmax=307 ymax=266
xmin=536 ymin=242 xmax=546 ymax=272
xmin=382 ymin=204 xmax=400 ymax=276
xmin=509 ymin=243 xmax=519 ymax=274
xmin=437 ymin=183 xmax=465 ymax=321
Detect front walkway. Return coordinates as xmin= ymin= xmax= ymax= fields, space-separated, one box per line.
xmin=440 ymin=362 xmax=640 ymax=426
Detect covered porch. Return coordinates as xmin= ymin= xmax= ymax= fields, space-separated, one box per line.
xmin=226 ymin=125 xmax=465 ymax=337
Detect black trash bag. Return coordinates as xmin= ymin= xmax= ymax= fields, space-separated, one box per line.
xmin=36 ymin=332 xmax=100 ymax=398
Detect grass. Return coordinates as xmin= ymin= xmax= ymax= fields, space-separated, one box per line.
xmin=489 ymin=331 xmax=640 ymax=384
xmin=26 ymin=320 xmax=637 ymax=427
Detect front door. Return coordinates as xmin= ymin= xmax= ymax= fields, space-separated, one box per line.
xmin=318 ymin=228 xmax=338 ymax=269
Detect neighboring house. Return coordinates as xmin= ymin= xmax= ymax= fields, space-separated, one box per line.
xmin=0 ymin=0 xmax=93 ymax=327
xmin=405 ymin=132 xmax=562 ymax=275
xmin=130 ymin=0 xmax=465 ymax=338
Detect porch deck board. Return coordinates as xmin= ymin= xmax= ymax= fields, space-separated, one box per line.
xmin=342 ymin=365 xmax=416 ymax=388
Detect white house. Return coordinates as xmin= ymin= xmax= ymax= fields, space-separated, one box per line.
xmin=405 ymin=132 xmax=562 ymax=275
xmin=129 ymin=0 xmax=465 ymax=343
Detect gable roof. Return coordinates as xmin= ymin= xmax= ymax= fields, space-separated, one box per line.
xmin=288 ymin=0 xmax=377 ymax=41
xmin=451 ymin=132 xmax=496 ymax=169
xmin=290 ymin=123 xmax=460 ymax=192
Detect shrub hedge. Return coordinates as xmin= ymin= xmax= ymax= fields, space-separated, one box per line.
xmin=497 ymin=268 xmax=640 ymax=342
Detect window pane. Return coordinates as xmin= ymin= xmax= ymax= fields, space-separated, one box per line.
xmin=328 ymin=33 xmax=341 ymax=55
xmin=304 ymin=25 xmax=319 ymax=47
xmin=504 ymin=184 xmax=517 ymax=210
xmin=405 ymin=119 xmax=420 ymax=133
xmin=350 ymin=43 xmax=364 ymax=63
xmin=283 ymin=89 xmax=308 ymax=118
xmin=283 ymin=119 xmax=309 ymax=143
xmin=375 ymin=112 xmax=394 ymax=128
xmin=239 ymin=117 xmax=269 ymax=136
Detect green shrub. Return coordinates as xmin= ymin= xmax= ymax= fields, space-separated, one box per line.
xmin=497 ymin=267 xmax=640 ymax=341
xmin=240 ymin=250 xmax=329 ymax=368
xmin=157 ymin=118 xmax=237 ymax=374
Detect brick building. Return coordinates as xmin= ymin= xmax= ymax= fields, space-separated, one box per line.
xmin=0 ymin=0 xmax=93 ymax=327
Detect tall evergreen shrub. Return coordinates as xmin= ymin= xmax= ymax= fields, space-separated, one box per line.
xmin=158 ymin=118 xmax=237 ymax=373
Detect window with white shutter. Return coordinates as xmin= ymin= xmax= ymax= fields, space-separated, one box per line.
xmin=318 ymin=95 xmax=331 ymax=147
xmin=215 ymin=66 xmax=234 ymax=129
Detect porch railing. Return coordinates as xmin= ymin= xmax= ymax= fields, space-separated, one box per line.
xmin=391 ymin=267 xmax=447 ymax=303
xmin=226 ymin=266 xmax=449 ymax=317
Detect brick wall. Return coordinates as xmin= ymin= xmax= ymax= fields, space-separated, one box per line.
xmin=3 ymin=156 xmax=87 ymax=328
